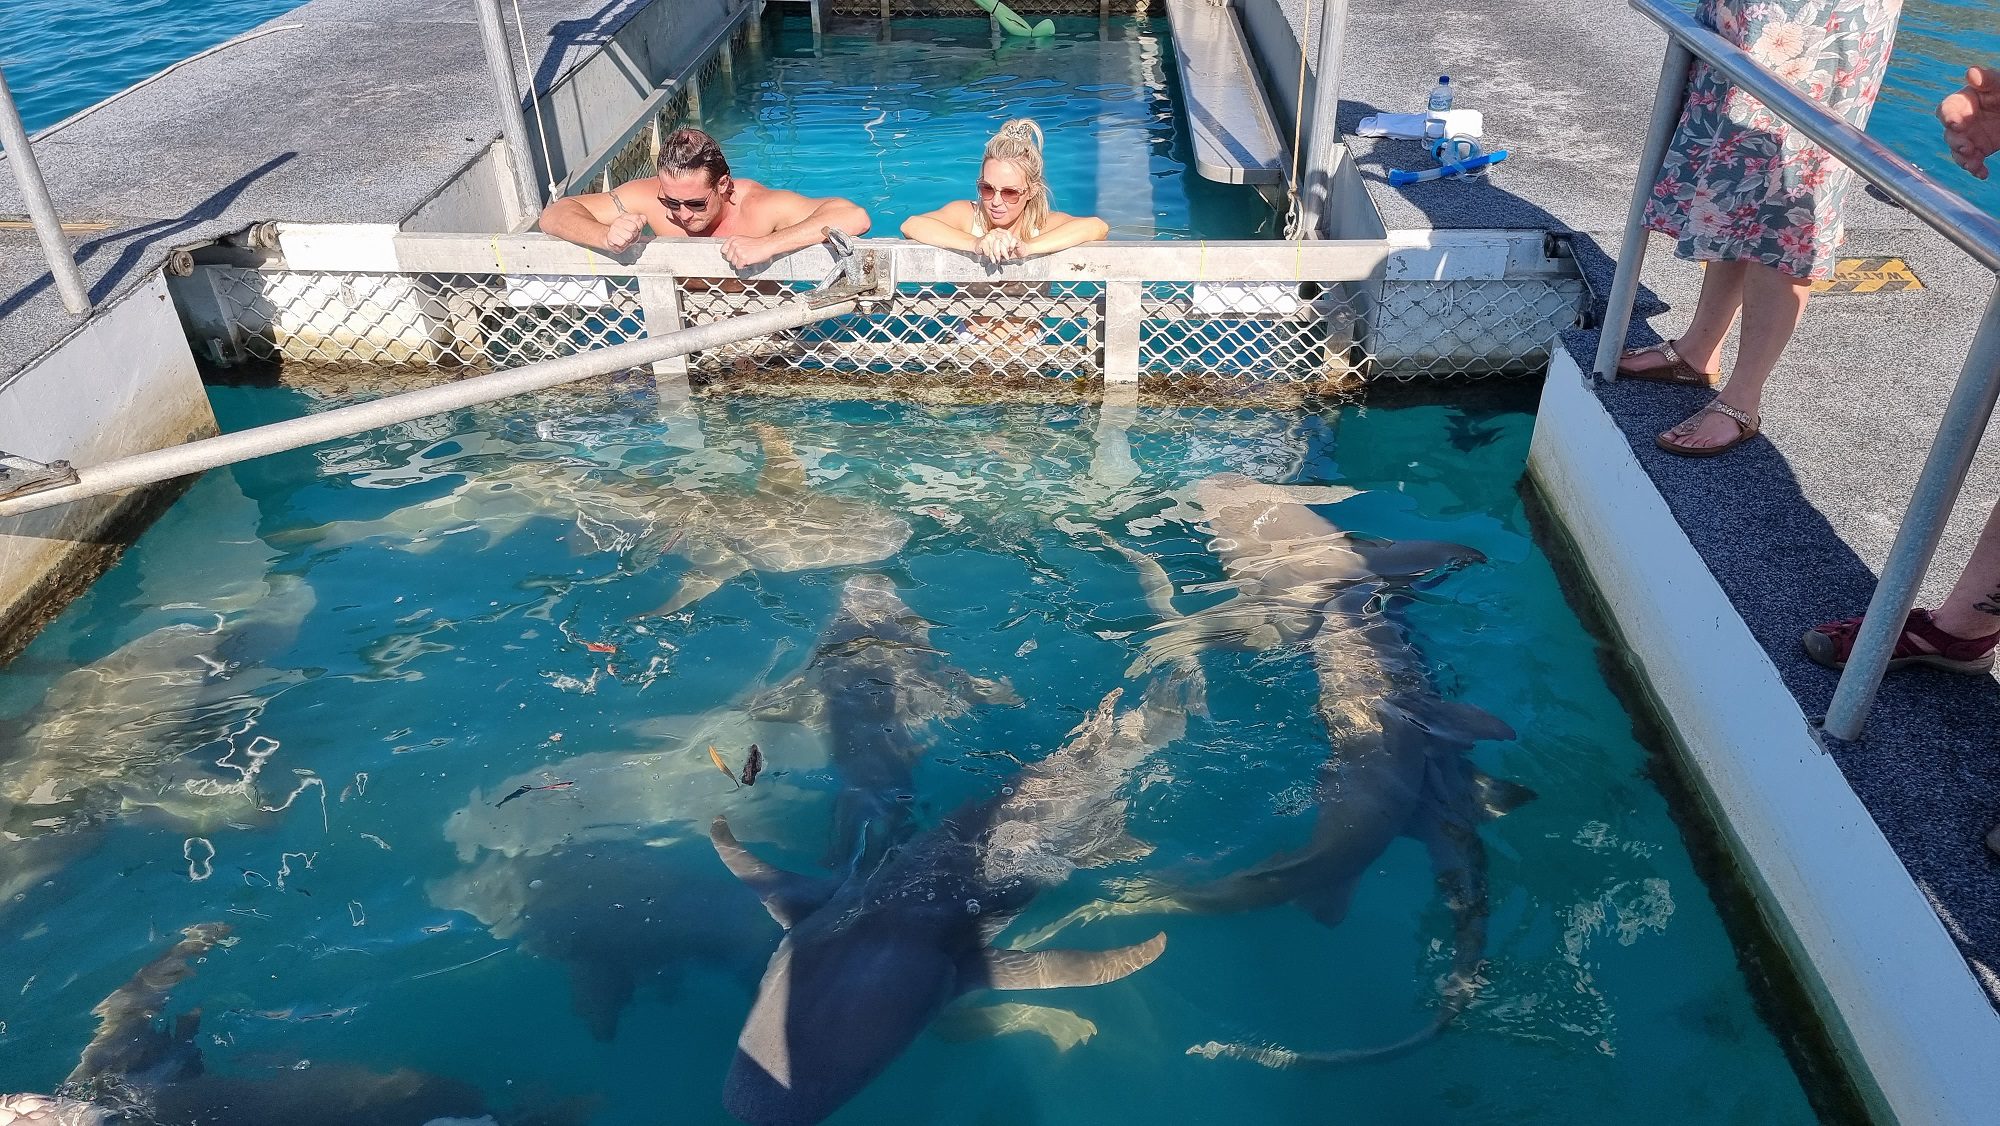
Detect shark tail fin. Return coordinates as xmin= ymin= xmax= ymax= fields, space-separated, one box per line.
xmin=1188 ymin=948 xmax=1485 ymax=1070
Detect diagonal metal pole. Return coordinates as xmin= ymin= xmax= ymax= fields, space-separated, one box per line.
xmin=1592 ymin=38 xmax=1693 ymax=381
xmin=0 ymin=64 xmax=90 ymax=315
xmin=471 ymin=0 xmax=546 ymax=224
xmin=1824 ymin=284 xmax=2000 ymax=740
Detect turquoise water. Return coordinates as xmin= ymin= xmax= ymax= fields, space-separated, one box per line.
xmin=0 ymin=384 xmax=1827 ymax=1124
xmin=699 ymin=17 xmax=1274 ymax=238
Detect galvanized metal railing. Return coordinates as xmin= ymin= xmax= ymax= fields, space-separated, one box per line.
xmin=1599 ymin=0 xmax=2000 ymax=740
xmin=0 ymin=63 xmax=90 ymax=315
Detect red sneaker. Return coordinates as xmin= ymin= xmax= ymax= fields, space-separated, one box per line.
xmin=1801 ymin=608 xmax=1999 ymax=675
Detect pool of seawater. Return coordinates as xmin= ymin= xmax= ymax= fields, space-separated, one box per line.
xmin=698 ymin=16 xmax=1275 ymax=238
xmin=0 ymin=383 xmax=1827 ymax=1124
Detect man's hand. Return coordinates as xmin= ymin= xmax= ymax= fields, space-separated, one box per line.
xmin=604 ymin=212 xmax=649 ymax=253
xmin=976 ymin=229 xmax=1023 ymax=263
xmin=722 ymin=234 xmax=777 ymax=269
xmin=1939 ymin=65 xmax=2000 ymax=180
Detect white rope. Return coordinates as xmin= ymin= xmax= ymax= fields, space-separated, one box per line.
xmin=507 ymin=0 xmax=562 ymax=199
xmin=1282 ymin=1 xmax=1312 ymax=240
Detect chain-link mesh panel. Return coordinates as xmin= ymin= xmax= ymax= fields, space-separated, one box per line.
xmin=195 ymin=265 xmax=1582 ymax=393
xmin=1369 ymin=278 xmax=1588 ymax=381
xmin=1140 ymin=281 xmax=1369 ymax=384
xmin=205 ymin=269 xmax=644 ymax=372
xmin=678 ymin=278 xmax=1102 ymax=380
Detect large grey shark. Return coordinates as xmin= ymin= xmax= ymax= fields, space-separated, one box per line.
xmin=711 ymin=675 xmax=1192 ymax=1126
xmin=1057 ymin=476 xmax=1531 ymax=1068
xmin=621 ymin=424 xmax=913 ymax=618
xmin=13 ymin=922 xmax=578 ymax=1126
xmin=428 ymin=834 xmax=774 ymax=1042
xmin=745 ymin=574 xmax=1019 ymax=867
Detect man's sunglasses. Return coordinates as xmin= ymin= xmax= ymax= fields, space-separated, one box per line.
xmin=976 ymin=180 xmax=1025 ymax=204
xmin=658 ymin=192 xmax=713 ymax=214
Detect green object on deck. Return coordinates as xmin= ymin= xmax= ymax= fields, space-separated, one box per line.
xmin=971 ymin=0 xmax=1055 ymax=37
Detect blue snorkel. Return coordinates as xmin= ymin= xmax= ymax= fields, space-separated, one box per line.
xmin=1388 ymin=134 xmax=1509 ymax=186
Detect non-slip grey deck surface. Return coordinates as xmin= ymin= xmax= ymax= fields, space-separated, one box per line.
xmin=1289 ymin=0 xmax=2000 ymax=1005
xmin=0 ymin=0 xmax=651 ymax=389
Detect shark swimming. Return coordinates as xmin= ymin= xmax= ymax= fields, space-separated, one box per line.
xmin=8 ymin=922 xmax=581 ymax=1126
xmin=711 ymin=675 xmax=1193 ymax=1126
xmin=745 ymin=573 xmax=1019 ymax=867
xmin=428 ymin=833 xmax=775 ymax=1042
xmin=620 ymin=424 xmax=912 ymax=618
xmin=1049 ymin=474 xmax=1532 ymax=1068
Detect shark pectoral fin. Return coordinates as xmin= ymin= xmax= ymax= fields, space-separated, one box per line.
xmin=1291 ymin=871 xmax=1366 ymax=927
xmin=933 ymin=1002 xmax=1100 ymax=1052
xmin=1393 ymin=695 xmax=1516 ymax=746
xmin=1469 ymin=770 xmax=1536 ymax=819
xmin=965 ymin=932 xmax=1167 ymax=993
xmin=708 ymin=817 xmax=839 ymax=928
xmin=1097 ymin=533 xmax=1184 ymax=622
xmin=568 ymin=962 xmax=637 ymax=1043
xmin=752 ymin=424 xmax=810 ymax=495
xmin=1075 ymin=830 xmax=1155 ymax=868
xmin=636 ymin=560 xmax=750 ymax=619
xmin=745 ymin=677 xmax=820 ymax=723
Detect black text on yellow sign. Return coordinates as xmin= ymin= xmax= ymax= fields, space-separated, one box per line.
xmin=1810 ymin=257 xmax=1924 ymax=294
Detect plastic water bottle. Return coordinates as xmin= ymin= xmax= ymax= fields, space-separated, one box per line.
xmin=1427 ymin=75 xmax=1454 ymax=112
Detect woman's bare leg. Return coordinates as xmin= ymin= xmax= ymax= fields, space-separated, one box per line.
xmin=1661 ymin=261 xmax=1812 ymax=450
xmin=1932 ymin=500 xmax=2000 ymax=640
xmin=1622 ymin=259 xmax=1748 ymax=375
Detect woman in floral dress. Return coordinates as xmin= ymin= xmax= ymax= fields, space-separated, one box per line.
xmin=1620 ymin=0 xmax=1902 ymax=456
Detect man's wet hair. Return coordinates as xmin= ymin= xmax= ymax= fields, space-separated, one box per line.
xmin=658 ymin=128 xmax=732 ymax=183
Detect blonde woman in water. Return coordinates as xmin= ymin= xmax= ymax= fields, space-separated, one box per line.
xmin=902 ymin=119 xmax=1109 ymax=260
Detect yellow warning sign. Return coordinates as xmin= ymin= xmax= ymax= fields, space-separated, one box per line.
xmin=1811 ymin=257 xmax=1924 ymax=294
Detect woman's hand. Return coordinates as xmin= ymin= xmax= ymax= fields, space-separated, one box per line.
xmin=1939 ymin=65 xmax=2000 ymax=179
xmin=976 ymin=228 xmax=1024 ymax=262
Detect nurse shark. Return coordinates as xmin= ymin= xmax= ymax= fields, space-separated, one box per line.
xmin=712 ymin=674 xmax=1192 ymax=1126
xmin=9 ymin=924 xmax=576 ymax=1126
xmin=429 ymin=834 xmax=774 ymax=1041
xmin=745 ymin=574 xmax=1019 ymax=867
xmin=1050 ymin=474 xmax=1532 ymax=1068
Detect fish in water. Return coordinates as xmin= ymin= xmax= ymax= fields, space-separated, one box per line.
xmin=713 ymin=674 xmax=1191 ymax=1126
xmin=15 ymin=921 xmax=579 ymax=1126
xmin=739 ymin=744 xmax=765 ymax=787
xmin=745 ymin=573 xmax=1018 ymax=868
xmin=1058 ymin=477 xmax=1532 ymax=1067
xmin=429 ymin=834 xmax=774 ymax=1042
xmin=620 ymin=425 xmax=913 ymax=618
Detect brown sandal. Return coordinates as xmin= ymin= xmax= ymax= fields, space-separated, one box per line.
xmin=1618 ymin=340 xmax=1721 ymax=386
xmin=1656 ymin=399 xmax=1760 ymax=457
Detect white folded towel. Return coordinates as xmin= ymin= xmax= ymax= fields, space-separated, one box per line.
xmin=1353 ymin=109 xmax=1484 ymax=140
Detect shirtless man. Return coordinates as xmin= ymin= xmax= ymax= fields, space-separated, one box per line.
xmin=537 ymin=127 xmax=871 ymax=269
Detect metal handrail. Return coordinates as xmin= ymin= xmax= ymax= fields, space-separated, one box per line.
xmin=1599 ymin=0 xmax=2000 ymax=739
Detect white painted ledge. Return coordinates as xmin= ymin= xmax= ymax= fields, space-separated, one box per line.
xmin=1528 ymin=350 xmax=2000 ymax=1126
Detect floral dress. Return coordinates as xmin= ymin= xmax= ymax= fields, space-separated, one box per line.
xmin=1642 ymin=0 xmax=1903 ymax=280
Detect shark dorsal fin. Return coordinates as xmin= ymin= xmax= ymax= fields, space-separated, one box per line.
xmin=752 ymin=424 xmax=809 ymax=495
xmin=708 ymin=817 xmax=839 ymax=929
xmin=961 ymin=932 xmax=1167 ymax=993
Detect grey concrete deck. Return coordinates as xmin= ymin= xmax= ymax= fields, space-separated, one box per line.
xmin=1288 ymin=0 xmax=2000 ymax=1005
xmin=0 ymin=0 xmax=652 ymax=390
